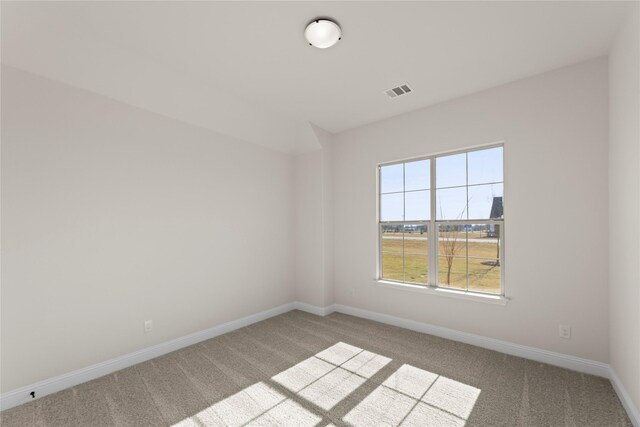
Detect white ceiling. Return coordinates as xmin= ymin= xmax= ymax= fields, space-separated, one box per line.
xmin=1 ymin=1 xmax=632 ymax=152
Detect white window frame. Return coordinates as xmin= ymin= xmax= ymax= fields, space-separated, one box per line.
xmin=377 ymin=143 xmax=506 ymax=299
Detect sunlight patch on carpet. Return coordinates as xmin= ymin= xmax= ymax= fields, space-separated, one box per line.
xmin=298 ymin=367 xmax=366 ymax=410
xmin=272 ymin=357 xmax=335 ymax=393
xmin=344 ymin=364 xmax=480 ymax=427
xmin=172 ymin=382 xmax=320 ymax=427
xmin=343 ymin=384 xmax=417 ymax=426
xmin=422 ymin=376 xmax=481 ymax=420
xmin=273 ymin=342 xmax=391 ymax=410
xmin=383 ymin=364 xmax=438 ymax=399
xmin=173 ymin=342 xmax=480 ymax=427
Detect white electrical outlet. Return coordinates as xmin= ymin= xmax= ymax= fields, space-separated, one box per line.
xmin=559 ymin=325 xmax=571 ymax=339
xmin=144 ymin=320 xmax=153 ymax=333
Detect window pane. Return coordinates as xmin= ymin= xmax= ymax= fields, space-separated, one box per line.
xmin=404 ymin=254 xmax=428 ymax=285
xmin=436 ymin=187 xmax=467 ymax=220
xmin=380 ymin=163 xmax=403 ymax=194
xmin=382 ymin=252 xmax=403 ymax=282
xmin=468 ymin=258 xmax=501 ymax=294
xmin=467 ymin=224 xmax=500 ymax=260
xmin=436 ymin=153 xmax=466 ymax=188
xmin=468 ymin=146 xmax=503 ymax=185
xmin=403 ymin=224 xmax=428 ymax=255
xmin=438 ymin=257 xmax=467 ymax=290
xmin=405 ymin=190 xmax=429 ymax=221
xmin=438 ymin=224 xmax=467 ymax=258
xmin=468 ymin=184 xmax=503 ymax=220
xmin=405 ymin=159 xmax=430 ymax=191
xmin=381 ymin=193 xmax=403 ymax=221
xmin=381 ymin=224 xmax=403 ymax=253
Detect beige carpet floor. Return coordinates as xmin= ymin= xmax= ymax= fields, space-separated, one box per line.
xmin=0 ymin=310 xmax=632 ymax=426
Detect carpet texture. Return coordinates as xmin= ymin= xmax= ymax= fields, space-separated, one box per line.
xmin=0 ymin=310 xmax=631 ymax=426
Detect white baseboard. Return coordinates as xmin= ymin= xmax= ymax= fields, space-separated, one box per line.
xmin=0 ymin=302 xmax=295 ymax=411
xmin=2 ymin=300 xmax=638 ymax=426
xmin=609 ymin=367 xmax=640 ymax=427
xmin=293 ymin=301 xmax=336 ymax=316
xmin=330 ymin=303 xmax=639 ymax=425
xmin=332 ymin=304 xmax=610 ymax=376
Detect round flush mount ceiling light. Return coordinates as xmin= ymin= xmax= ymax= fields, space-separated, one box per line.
xmin=305 ymin=19 xmax=341 ymax=48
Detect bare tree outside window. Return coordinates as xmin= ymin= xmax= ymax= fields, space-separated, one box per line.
xmin=440 ymin=225 xmax=464 ymax=286
xmin=439 ymin=203 xmax=467 ymax=287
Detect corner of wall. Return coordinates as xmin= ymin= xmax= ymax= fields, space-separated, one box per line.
xmin=293 ymin=123 xmax=335 ymax=308
xmin=608 ymin=2 xmax=640 ymax=419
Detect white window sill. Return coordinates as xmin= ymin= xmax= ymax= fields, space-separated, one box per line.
xmin=375 ymin=280 xmax=510 ymax=305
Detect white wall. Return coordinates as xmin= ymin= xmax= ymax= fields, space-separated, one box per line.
xmin=609 ymin=4 xmax=640 ymax=411
xmin=332 ymin=58 xmax=610 ymax=362
xmin=0 ymin=66 xmax=295 ymax=392
xmin=294 ymin=150 xmax=325 ymax=306
xmin=293 ymin=125 xmax=335 ymax=308
xmin=318 ymin=128 xmax=335 ymax=307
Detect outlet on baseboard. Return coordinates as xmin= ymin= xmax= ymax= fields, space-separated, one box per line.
xmin=144 ymin=320 xmax=153 ymax=333
xmin=559 ymin=324 xmax=571 ymax=339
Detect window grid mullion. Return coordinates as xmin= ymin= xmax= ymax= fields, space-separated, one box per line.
xmin=429 ymin=157 xmax=437 ymax=288
xmin=465 ymin=153 xmax=469 ymax=291
xmin=465 ymin=229 xmax=469 ymax=292
xmin=378 ymin=167 xmax=383 ymax=281
xmin=402 ymin=164 xmax=406 ymax=282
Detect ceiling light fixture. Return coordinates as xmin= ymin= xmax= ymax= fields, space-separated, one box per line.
xmin=305 ymin=19 xmax=341 ymax=49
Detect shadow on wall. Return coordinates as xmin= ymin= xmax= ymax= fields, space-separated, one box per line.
xmin=174 ymin=342 xmax=481 ymax=426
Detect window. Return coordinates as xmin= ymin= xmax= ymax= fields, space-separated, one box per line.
xmin=378 ymin=145 xmax=504 ymax=295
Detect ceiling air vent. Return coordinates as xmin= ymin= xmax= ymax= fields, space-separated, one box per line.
xmin=384 ymin=83 xmax=413 ymax=99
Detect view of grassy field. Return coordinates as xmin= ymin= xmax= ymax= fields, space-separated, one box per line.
xmin=381 ymin=226 xmax=501 ymax=293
